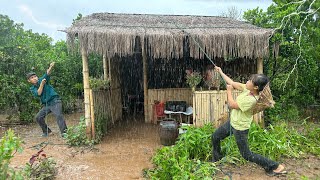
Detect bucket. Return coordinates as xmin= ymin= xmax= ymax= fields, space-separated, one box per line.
xmin=159 ymin=118 xmax=179 ymax=146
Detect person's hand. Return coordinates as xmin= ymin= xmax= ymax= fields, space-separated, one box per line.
xmin=49 ymin=62 xmax=55 ymax=68
xmin=226 ymin=84 xmax=233 ymax=91
xmin=214 ymin=66 xmax=222 ymax=73
xmin=41 ymin=78 xmax=47 ymax=85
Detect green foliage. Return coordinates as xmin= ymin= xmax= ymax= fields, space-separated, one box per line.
xmin=243 ymin=0 xmax=320 ymax=123
xmin=24 ymin=158 xmax=56 ymax=180
xmin=186 ymin=72 xmax=202 ymax=88
xmin=94 ymin=110 xmax=109 ymax=143
xmin=0 ymin=14 xmax=106 ymax=119
xmin=89 ymin=77 xmax=110 ymax=90
xmin=145 ymin=121 xmax=320 ymax=178
xmin=23 ymin=149 xmax=57 ymax=180
xmin=0 ymin=129 xmax=23 ymax=180
xmin=65 ymin=116 xmax=94 ymax=146
xmin=144 ymin=124 xmax=218 ymax=179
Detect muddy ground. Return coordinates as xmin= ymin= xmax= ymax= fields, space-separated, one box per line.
xmin=1 ymin=113 xmax=319 ymax=180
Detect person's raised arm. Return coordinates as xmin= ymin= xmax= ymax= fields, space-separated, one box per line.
xmin=37 ymin=79 xmax=46 ymax=96
xmin=226 ymin=85 xmax=239 ymax=109
xmin=47 ymin=62 xmax=55 ymax=75
xmin=214 ymin=66 xmax=244 ymax=91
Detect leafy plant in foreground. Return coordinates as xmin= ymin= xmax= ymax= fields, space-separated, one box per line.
xmin=0 ymin=129 xmax=23 ymax=179
xmin=23 ymin=148 xmax=57 ymax=180
xmin=64 ymin=116 xmax=94 ymax=146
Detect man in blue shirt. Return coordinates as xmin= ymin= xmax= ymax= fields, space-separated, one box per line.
xmin=27 ymin=62 xmax=67 ymax=137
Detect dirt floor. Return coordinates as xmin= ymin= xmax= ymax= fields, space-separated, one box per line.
xmin=1 ymin=113 xmax=319 ymax=180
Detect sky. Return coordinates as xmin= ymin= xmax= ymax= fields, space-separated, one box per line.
xmin=1 ymin=0 xmax=273 ymax=42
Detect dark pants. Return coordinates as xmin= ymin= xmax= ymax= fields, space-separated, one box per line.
xmin=211 ymin=120 xmax=279 ymax=172
xmin=35 ymin=99 xmax=67 ymax=134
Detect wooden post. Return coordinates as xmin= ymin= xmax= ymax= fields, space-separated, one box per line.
xmin=108 ymin=56 xmax=114 ymax=124
xmin=108 ymin=56 xmax=112 ymax=81
xmin=89 ymin=89 xmax=95 ymax=139
xmin=81 ymin=46 xmax=91 ymax=139
xmin=257 ymin=57 xmax=263 ymax=74
xmin=256 ymin=57 xmax=264 ymax=127
xmin=142 ymin=41 xmax=148 ymax=122
xmin=103 ymin=54 xmax=108 ymax=80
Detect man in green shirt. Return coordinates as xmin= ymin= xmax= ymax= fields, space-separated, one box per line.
xmin=27 ymin=62 xmax=67 ymax=137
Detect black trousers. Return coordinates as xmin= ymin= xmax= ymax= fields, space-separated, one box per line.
xmin=211 ymin=120 xmax=279 ymax=172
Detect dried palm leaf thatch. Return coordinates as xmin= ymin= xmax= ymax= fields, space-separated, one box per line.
xmin=65 ymin=13 xmax=273 ymax=59
xmin=252 ymin=83 xmax=275 ymax=114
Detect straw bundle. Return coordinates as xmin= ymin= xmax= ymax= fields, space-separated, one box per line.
xmin=252 ymin=83 xmax=275 ymax=114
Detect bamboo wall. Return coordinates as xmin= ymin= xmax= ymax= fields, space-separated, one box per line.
xmin=193 ymin=90 xmax=264 ymax=127
xmin=147 ymin=88 xmax=193 ymax=123
xmin=91 ymin=88 xmax=122 ymax=136
xmin=92 ymin=90 xmax=111 ymax=136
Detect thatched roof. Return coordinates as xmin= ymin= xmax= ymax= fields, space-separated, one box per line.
xmin=65 ymin=13 xmax=273 ymax=59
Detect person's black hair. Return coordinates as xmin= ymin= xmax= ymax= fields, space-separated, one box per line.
xmin=250 ymin=74 xmax=269 ymax=92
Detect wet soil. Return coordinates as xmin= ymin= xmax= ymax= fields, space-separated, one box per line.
xmin=1 ymin=113 xmax=319 ymax=179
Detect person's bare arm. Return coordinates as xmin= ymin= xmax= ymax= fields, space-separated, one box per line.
xmin=37 ymin=79 xmax=46 ymax=96
xmin=226 ymin=84 xmax=240 ymax=109
xmin=215 ymin=66 xmax=244 ymax=91
xmin=47 ymin=62 xmax=55 ymax=75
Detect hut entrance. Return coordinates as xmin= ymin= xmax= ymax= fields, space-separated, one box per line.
xmin=119 ymin=39 xmax=144 ymax=116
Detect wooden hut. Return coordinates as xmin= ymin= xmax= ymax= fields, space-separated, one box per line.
xmin=65 ymin=13 xmax=272 ymax=137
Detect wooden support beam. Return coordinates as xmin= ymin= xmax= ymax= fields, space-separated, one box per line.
xmin=108 ymin=56 xmax=114 ymax=124
xmin=108 ymin=56 xmax=112 ymax=81
xmin=142 ymin=41 xmax=148 ymax=122
xmin=81 ymin=46 xmax=91 ymax=139
xmin=257 ymin=57 xmax=263 ymax=74
xmin=103 ymin=54 xmax=108 ymax=80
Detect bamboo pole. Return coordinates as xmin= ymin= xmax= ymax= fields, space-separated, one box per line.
xmin=89 ymin=89 xmax=95 ymax=139
xmin=257 ymin=57 xmax=263 ymax=74
xmin=108 ymin=57 xmax=114 ymax=124
xmin=257 ymin=57 xmax=265 ymax=127
xmin=142 ymin=41 xmax=148 ymax=122
xmin=81 ymin=46 xmax=91 ymax=139
xmin=103 ymin=54 xmax=108 ymax=80
xmin=108 ymin=57 xmax=112 ymax=81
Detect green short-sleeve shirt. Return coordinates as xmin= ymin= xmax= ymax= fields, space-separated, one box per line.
xmin=230 ymin=84 xmax=258 ymax=131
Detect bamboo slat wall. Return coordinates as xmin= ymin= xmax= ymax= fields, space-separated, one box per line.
xmin=147 ymin=88 xmax=193 ymax=123
xmin=92 ymin=90 xmax=111 ymax=136
xmin=91 ymin=88 xmax=123 ymax=136
xmin=193 ymin=90 xmax=264 ymax=127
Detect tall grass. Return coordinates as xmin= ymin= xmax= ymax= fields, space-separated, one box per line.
xmin=145 ymin=122 xmax=320 ymax=179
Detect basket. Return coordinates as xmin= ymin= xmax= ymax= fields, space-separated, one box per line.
xmin=252 ymin=83 xmax=275 ymax=114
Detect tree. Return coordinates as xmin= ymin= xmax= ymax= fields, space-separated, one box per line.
xmin=220 ymin=6 xmax=242 ymax=20
xmin=243 ymin=0 xmax=320 ymax=119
